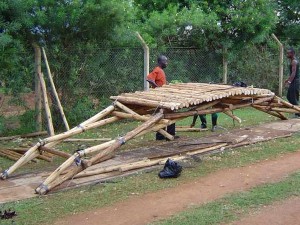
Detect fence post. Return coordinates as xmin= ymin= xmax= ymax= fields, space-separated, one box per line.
xmin=272 ymin=34 xmax=284 ymax=97
xmin=223 ymin=47 xmax=228 ymax=84
xmin=136 ymin=32 xmax=149 ymax=91
xmin=32 ymin=43 xmax=42 ymax=131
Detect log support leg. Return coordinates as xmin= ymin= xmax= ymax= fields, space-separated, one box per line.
xmin=35 ymin=112 xmax=164 ymax=194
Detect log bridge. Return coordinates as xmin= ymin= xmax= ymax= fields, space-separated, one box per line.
xmin=1 ymin=83 xmax=299 ymax=194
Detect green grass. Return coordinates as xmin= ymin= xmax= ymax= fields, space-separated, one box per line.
xmin=1 ymin=130 xmax=300 ymax=225
xmin=151 ymin=172 xmax=300 ymax=225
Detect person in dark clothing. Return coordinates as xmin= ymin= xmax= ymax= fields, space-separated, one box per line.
xmin=285 ymin=48 xmax=299 ymax=116
xmin=146 ymin=55 xmax=177 ymax=140
xmin=190 ymin=113 xmax=219 ymax=132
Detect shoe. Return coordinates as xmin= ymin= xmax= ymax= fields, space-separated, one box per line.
xmin=211 ymin=125 xmax=217 ymax=132
xmin=294 ymin=113 xmax=300 ymax=118
xmin=200 ymin=123 xmax=207 ymax=129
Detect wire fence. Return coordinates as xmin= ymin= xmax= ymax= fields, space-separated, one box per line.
xmin=0 ymin=44 xmax=283 ymax=135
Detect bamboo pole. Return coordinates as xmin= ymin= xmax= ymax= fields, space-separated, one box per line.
xmin=223 ymin=110 xmax=242 ymax=123
xmin=42 ymin=47 xmax=70 ymax=131
xmin=36 ymin=113 xmax=164 ymax=194
xmin=0 ymin=144 xmax=41 ymax=179
xmin=89 ymin=112 xmax=164 ymax=165
xmin=39 ymin=146 xmax=71 ymax=159
xmin=75 ymin=105 xmax=115 ymax=128
xmin=113 ymin=101 xmax=173 ymax=139
xmin=252 ymin=105 xmax=287 ymax=120
xmin=270 ymin=107 xmax=299 ymax=113
xmin=272 ymin=34 xmax=284 ymax=97
xmin=1 ymin=109 xmax=119 ymax=179
xmin=0 ymin=151 xmax=20 ymax=161
xmin=110 ymin=96 xmax=182 ymax=110
xmin=186 ymin=143 xmax=227 ymax=156
xmin=136 ymin=32 xmax=149 ymax=91
xmin=76 ymin=143 xmax=228 ymax=178
xmin=223 ymin=47 xmax=228 ymax=84
xmin=176 ymin=127 xmax=207 ymax=132
xmin=274 ymin=96 xmax=300 ymax=113
xmin=32 ymin=43 xmax=42 ymax=132
xmin=38 ymin=72 xmax=55 ymax=136
xmin=0 ymin=131 xmax=47 ymax=141
xmin=63 ymin=138 xmax=112 ymax=142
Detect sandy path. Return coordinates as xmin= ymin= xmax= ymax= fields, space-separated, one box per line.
xmin=54 ymin=150 xmax=300 ymax=225
xmin=232 ymin=197 xmax=300 ymax=225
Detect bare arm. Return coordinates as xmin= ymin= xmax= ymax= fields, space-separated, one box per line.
xmin=285 ymin=60 xmax=298 ymax=83
xmin=146 ymin=79 xmax=158 ymax=88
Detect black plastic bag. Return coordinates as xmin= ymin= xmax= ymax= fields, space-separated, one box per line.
xmin=158 ymin=159 xmax=182 ymax=178
xmin=233 ymin=81 xmax=247 ymax=87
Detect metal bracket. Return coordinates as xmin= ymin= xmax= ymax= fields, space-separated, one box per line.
xmin=77 ymin=124 xmax=85 ymax=132
xmin=74 ymin=156 xmax=82 ymax=166
xmin=0 ymin=170 xmax=8 ymax=179
xmin=118 ymin=137 xmax=126 ymax=145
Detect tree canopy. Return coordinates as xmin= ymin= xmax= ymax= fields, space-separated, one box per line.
xmin=0 ymin=0 xmax=298 ymax=93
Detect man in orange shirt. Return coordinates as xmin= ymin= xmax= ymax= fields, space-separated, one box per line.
xmin=147 ymin=55 xmax=167 ymax=88
xmin=147 ymin=55 xmax=177 ymax=140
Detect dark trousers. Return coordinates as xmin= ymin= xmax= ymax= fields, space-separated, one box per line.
xmin=156 ymin=123 xmax=175 ymax=140
xmin=287 ymin=78 xmax=299 ymax=106
xmin=199 ymin=113 xmax=218 ymax=126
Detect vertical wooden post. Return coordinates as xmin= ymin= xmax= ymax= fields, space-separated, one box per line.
xmin=272 ymin=34 xmax=284 ymax=97
xmin=38 ymin=72 xmax=55 ymax=136
xmin=42 ymin=47 xmax=70 ymax=131
xmin=223 ymin=47 xmax=228 ymax=84
xmin=33 ymin=43 xmax=42 ymax=131
xmin=136 ymin=32 xmax=149 ymax=91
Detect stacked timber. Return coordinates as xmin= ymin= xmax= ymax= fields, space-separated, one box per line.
xmin=110 ymin=83 xmax=274 ymax=110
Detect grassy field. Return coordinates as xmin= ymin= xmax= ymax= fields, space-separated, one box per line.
xmin=0 ymin=107 xmax=298 ymax=225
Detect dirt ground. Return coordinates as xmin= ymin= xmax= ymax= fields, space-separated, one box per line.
xmin=231 ymin=197 xmax=300 ymax=225
xmin=53 ymin=150 xmax=300 ymax=225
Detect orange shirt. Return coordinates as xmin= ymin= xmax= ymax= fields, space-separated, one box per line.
xmin=146 ymin=66 xmax=166 ymax=88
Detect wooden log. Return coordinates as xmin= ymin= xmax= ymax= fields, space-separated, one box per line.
xmin=33 ymin=43 xmax=42 ymax=132
xmin=1 ymin=113 xmax=119 ymax=179
xmin=43 ymin=116 xmax=119 ymax=145
xmin=165 ymin=96 xmax=275 ymax=119
xmin=89 ymin=112 xmax=164 ymax=165
xmin=186 ymin=143 xmax=227 ymax=156
xmin=38 ymin=72 xmax=55 ymax=136
xmin=274 ymin=96 xmax=300 ymax=113
xmin=42 ymin=47 xmax=70 ymax=131
xmin=223 ymin=110 xmax=242 ymax=123
xmin=63 ymin=138 xmax=112 ymax=142
xmin=114 ymin=101 xmax=139 ymax=115
xmin=270 ymin=107 xmax=299 ymax=113
xmin=74 ymin=163 xmax=122 ymax=178
xmin=0 ymin=144 xmax=41 ymax=179
xmin=275 ymin=112 xmax=288 ymax=120
xmin=76 ymin=142 xmax=229 ymax=177
xmin=39 ymin=146 xmax=71 ymax=159
xmin=111 ymin=111 xmax=170 ymax=125
xmin=110 ymin=96 xmax=182 ymax=110
xmin=252 ymin=105 xmax=287 ymax=120
xmin=0 ymin=131 xmax=48 ymax=141
xmin=176 ymin=127 xmax=208 ymax=132
xmin=0 ymin=151 xmax=20 ymax=161
xmin=75 ymin=105 xmax=115 ymax=128
xmin=36 ymin=154 xmax=53 ymax=162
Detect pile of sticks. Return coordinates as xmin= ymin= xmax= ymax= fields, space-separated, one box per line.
xmin=1 ymin=83 xmax=299 ymax=195
xmin=0 ymin=148 xmax=52 ymax=162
